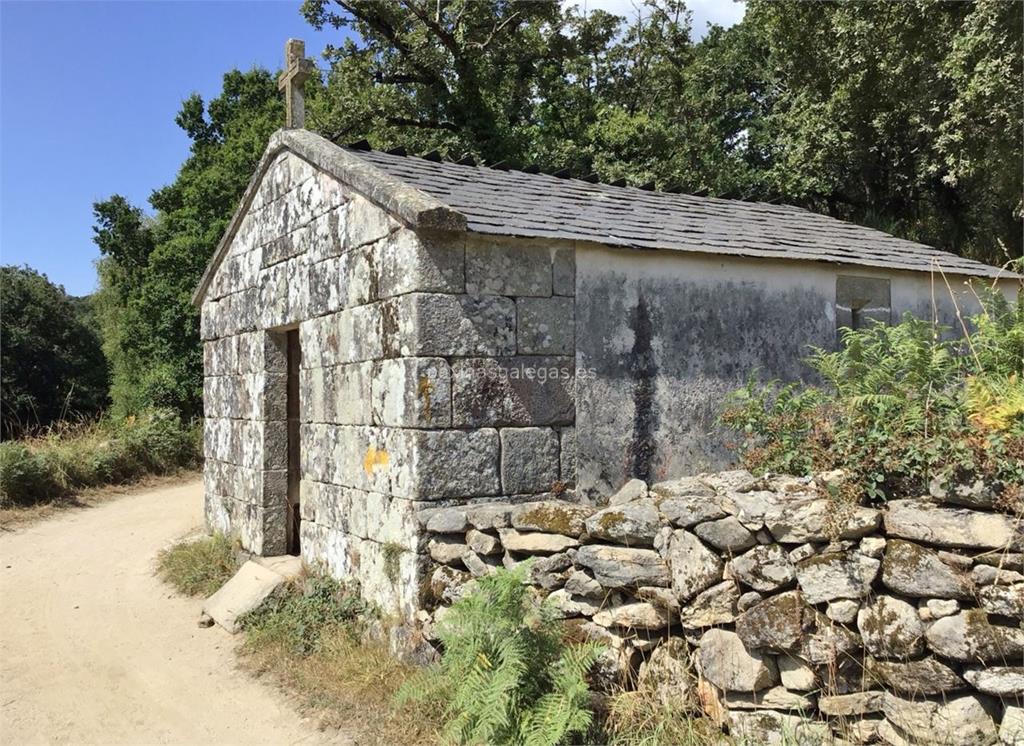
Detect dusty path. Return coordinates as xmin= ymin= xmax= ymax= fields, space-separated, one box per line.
xmin=0 ymin=478 xmax=347 ymax=746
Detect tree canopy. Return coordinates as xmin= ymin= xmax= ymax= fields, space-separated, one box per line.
xmin=0 ymin=265 xmax=109 ymax=437
xmin=304 ymin=0 xmax=1022 ymax=265
xmin=93 ymin=69 xmax=282 ymax=420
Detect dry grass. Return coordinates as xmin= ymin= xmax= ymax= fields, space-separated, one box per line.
xmin=604 ymin=689 xmax=723 ymax=746
xmin=240 ymin=616 xmax=440 ymax=745
xmin=1 ymin=410 xmax=201 ymax=516
xmin=153 ymin=545 xmax=438 ymax=743
xmin=0 ymin=470 xmax=200 ymax=531
xmin=154 ymin=541 xmax=438 ymax=744
xmin=229 ymin=572 xmax=440 ymax=744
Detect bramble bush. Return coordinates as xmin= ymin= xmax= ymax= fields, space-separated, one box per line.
xmin=0 ymin=409 xmax=201 ymax=506
xmin=722 ymin=287 xmax=1024 ymax=502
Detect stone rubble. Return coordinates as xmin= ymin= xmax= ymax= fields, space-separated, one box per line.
xmin=584 ymin=500 xmax=661 ymax=545
xmin=857 ymin=595 xmax=925 ymax=659
xmin=865 ymin=656 xmax=965 ymax=696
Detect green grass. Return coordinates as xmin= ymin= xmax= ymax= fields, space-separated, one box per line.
xmin=157 ymin=533 xmax=238 ymax=597
xmin=0 ymin=408 xmax=201 ymax=507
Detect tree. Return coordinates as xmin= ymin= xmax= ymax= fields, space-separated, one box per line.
xmin=304 ymin=0 xmax=1020 ymax=265
xmin=740 ymin=0 xmax=1022 ymax=265
xmin=92 ymin=196 xmax=156 ymax=416
xmin=93 ymin=69 xmax=283 ymax=419
xmin=936 ymin=0 xmax=1023 ymax=263
xmin=303 ymin=0 xmax=570 ymax=163
xmin=0 ymin=265 xmax=109 ymax=438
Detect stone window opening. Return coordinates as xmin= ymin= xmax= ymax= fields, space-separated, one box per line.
xmin=836 ymin=276 xmax=891 ymax=334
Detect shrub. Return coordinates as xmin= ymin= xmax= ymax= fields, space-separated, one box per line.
xmin=0 ymin=264 xmax=109 ymax=439
xmin=119 ymin=409 xmax=200 ymax=473
xmin=241 ymin=574 xmax=377 ymax=656
xmin=0 ymin=442 xmax=63 ymax=504
xmin=398 ymin=563 xmax=603 ymax=746
xmin=720 ymin=378 xmax=827 ymax=478
xmin=0 ymin=408 xmax=201 ymax=507
xmin=157 ymin=534 xmax=238 ymax=597
xmin=722 ymin=288 xmax=1024 ymax=502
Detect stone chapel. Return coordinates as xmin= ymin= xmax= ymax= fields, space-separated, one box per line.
xmin=194 ymin=40 xmax=1018 ymax=616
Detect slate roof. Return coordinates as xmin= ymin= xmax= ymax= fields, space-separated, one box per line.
xmin=346 ymin=146 xmax=1012 ymax=280
xmin=193 ymin=130 xmax=1015 ymax=306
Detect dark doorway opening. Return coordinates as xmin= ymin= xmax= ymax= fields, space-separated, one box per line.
xmin=286 ymin=329 xmax=302 ymax=556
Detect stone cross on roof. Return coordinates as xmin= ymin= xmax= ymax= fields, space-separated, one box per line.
xmin=278 ymin=39 xmax=315 ymax=129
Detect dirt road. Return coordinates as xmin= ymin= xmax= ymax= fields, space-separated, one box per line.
xmin=0 ymin=478 xmax=347 ymax=746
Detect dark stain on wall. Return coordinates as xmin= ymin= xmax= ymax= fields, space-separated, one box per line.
xmin=575 ymin=267 xmax=835 ymax=499
xmin=380 ymin=299 xmax=400 ymax=358
xmin=626 ymin=289 xmax=659 ymax=483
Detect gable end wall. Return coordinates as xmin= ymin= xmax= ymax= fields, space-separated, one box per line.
xmin=200 ymin=150 xmax=579 ymax=617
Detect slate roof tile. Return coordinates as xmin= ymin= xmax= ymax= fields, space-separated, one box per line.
xmin=347 ymin=147 xmax=1012 ymax=279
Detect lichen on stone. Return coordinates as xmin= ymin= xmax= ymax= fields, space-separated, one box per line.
xmin=598 ymin=510 xmax=628 ymax=531
xmin=515 ymin=504 xmax=583 ymax=535
xmin=382 ymin=541 xmax=407 ymax=585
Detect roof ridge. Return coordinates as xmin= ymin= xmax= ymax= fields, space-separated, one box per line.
xmin=342 ymin=140 xmax=1016 ymax=281
xmin=337 ymin=140 xmax=728 ymax=200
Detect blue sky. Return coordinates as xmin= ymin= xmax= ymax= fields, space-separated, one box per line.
xmin=1 ymin=0 xmax=744 ymax=297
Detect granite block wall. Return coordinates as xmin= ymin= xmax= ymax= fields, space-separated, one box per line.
xmin=201 ymin=151 xmax=579 ymax=616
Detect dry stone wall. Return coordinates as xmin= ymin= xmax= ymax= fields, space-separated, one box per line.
xmin=415 ymin=470 xmax=1024 ymax=745
xmin=202 ymin=149 xmax=579 ymax=616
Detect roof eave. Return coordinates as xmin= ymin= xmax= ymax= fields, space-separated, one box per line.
xmin=191 ymin=129 xmax=466 ymax=307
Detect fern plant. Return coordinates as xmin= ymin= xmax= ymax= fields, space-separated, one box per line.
xmin=966 ymin=288 xmax=1024 ymax=379
xmin=967 ymin=374 xmax=1024 ymax=431
xmin=721 ymin=287 xmax=1024 ymax=502
xmin=397 ymin=564 xmax=603 ymax=746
